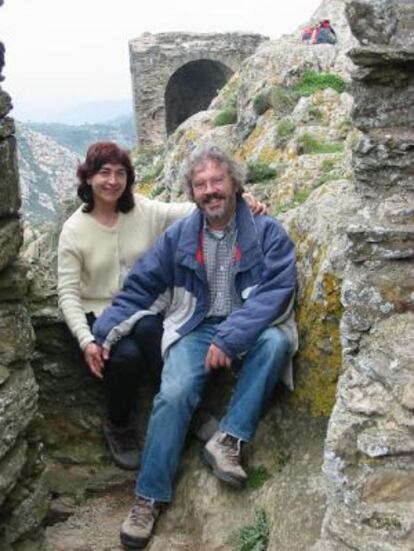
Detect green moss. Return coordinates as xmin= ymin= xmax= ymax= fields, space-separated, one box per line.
xmin=253 ymin=90 xmax=271 ymax=116
xmin=321 ymin=159 xmax=336 ymax=172
xmin=294 ymin=71 xmax=346 ymax=96
xmin=274 ymin=117 xmax=296 ymax=148
xmin=236 ymin=509 xmax=269 ymax=551
xmin=246 ymin=465 xmax=272 ymax=490
xmin=269 ymin=86 xmax=299 ymax=116
xmin=298 ymin=133 xmax=345 ymax=155
xmin=214 ymin=107 xmax=238 ymax=126
xmin=247 ymin=161 xmax=277 ymax=182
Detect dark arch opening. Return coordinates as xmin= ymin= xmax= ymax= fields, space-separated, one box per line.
xmin=165 ymin=59 xmax=233 ymax=135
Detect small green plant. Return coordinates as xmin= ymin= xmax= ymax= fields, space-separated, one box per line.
xmin=298 ymin=133 xmax=344 ymax=155
xmin=307 ymin=106 xmax=324 ymax=122
xmin=236 ymin=509 xmax=269 ymax=551
xmin=294 ymin=70 xmax=346 ymax=96
xmin=246 ymin=465 xmax=272 ymax=490
xmin=247 ymin=162 xmax=277 ymax=182
xmin=321 ymin=159 xmax=335 ymax=172
xmin=214 ymin=107 xmax=237 ymax=127
xmin=269 ymin=85 xmax=299 ymax=116
xmin=274 ymin=117 xmax=296 ymax=148
xmin=253 ymin=90 xmax=271 ymax=116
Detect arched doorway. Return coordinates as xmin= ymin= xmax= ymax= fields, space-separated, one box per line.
xmin=165 ymin=59 xmax=233 ymax=135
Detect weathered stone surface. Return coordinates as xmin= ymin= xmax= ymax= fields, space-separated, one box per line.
xmin=0 ymin=89 xmax=12 ymax=118
xmin=363 ymin=470 xmax=414 ymax=503
xmin=0 ymin=440 xmax=27 ymax=507
xmin=0 ymin=137 xmax=21 ymax=217
xmin=0 ymin=303 xmax=34 ymax=366
xmin=347 ymin=224 xmax=414 ymax=262
xmin=0 ymin=471 xmax=50 ymax=545
xmin=345 ymin=1 xmax=398 ymax=46
xmin=316 ymin=2 xmax=414 ymax=549
xmin=0 ymin=116 xmax=14 ymax=139
xmin=0 ymin=218 xmax=22 ymax=271
xmin=0 ymin=261 xmax=29 ymax=301
xmin=0 ymin=367 xmax=38 ymax=461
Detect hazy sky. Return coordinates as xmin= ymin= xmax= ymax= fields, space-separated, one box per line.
xmin=1 ymin=0 xmax=322 ymax=120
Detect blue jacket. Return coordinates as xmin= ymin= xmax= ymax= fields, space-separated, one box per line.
xmin=93 ymin=199 xmax=297 ymax=362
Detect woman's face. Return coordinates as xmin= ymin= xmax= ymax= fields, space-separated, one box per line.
xmin=88 ymin=162 xmax=128 ymax=208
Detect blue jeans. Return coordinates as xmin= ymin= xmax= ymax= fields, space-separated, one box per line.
xmin=135 ymin=318 xmax=291 ymax=502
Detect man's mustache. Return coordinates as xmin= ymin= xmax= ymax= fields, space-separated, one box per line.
xmin=202 ymin=193 xmax=225 ymax=203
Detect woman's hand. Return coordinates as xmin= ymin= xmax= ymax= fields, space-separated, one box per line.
xmin=242 ymin=192 xmax=268 ymax=215
xmin=84 ymin=342 xmax=105 ymax=379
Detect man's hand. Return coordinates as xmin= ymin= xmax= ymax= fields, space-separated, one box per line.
xmin=205 ymin=343 xmax=232 ymax=371
xmin=84 ymin=342 xmax=105 ymax=379
xmin=242 ymin=192 xmax=268 ymax=215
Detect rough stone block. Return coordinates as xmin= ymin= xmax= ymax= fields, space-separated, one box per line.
xmin=0 ymin=262 xmax=29 ymax=301
xmin=0 ymin=89 xmax=12 ymax=118
xmin=347 ymin=224 xmax=414 ymax=262
xmin=0 ymin=471 xmax=50 ymax=545
xmin=363 ymin=470 xmax=414 ymax=503
xmin=0 ymin=367 xmax=38 ymax=461
xmin=357 ymin=426 xmax=414 ymax=457
xmin=0 ymin=116 xmax=14 ymax=139
xmin=0 ymin=137 xmax=21 ymax=217
xmin=0 ymin=219 xmax=22 ymax=273
xmin=0 ymin=303 xmax=34 ymax=366
xmin=0 ymin=439 xmax=27 ymax=507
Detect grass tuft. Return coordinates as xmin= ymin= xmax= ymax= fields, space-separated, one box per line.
xmin=236 ymin=508 xmax=269 ymax=551
xmin=294 ymin=70 xmax=346 ymax=96
xmin=214 ymin=107 xmax=237 ymax=127
xmin=246 ymin=465 xmax=272 ymax=490
xmin=247 ymin=162 xmax=277 ymax=182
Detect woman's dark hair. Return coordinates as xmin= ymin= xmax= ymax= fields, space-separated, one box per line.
xmin=77 ymin=142 xmax=135 ymax=213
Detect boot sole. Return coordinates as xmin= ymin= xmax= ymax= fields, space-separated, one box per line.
xmin=202 ymin=448 xmax=246 ymax=489
xmin=120 ymin=531 xmax=149 ymax=549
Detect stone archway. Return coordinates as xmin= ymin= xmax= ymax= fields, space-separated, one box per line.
xmin=129 ymin=32 xmax=267 ymax=146
xmin=165 ymin=59 xmax=233 ymax=136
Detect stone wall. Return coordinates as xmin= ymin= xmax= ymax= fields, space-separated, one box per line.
xmin=315 ymin=1 xmax=414 ymax=549
xmin=129 ymin=32 xmax=267 ymax=146
xmin=0 ymin=2 xmax=50 ymax=548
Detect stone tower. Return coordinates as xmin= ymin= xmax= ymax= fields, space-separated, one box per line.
xmin=129 ymin=32 xmax=267 ymax=146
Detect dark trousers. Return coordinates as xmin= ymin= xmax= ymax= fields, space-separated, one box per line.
xmin=86 ymin=313 xmax=163 ymax=427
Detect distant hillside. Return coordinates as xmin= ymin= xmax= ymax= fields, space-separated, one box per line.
xmin=25 ymin=115 xmax=136 ymax=156
xmin=16 ymin=116 xmax=137 ymax=224
xmin=16 ymin=122 xmax=79 ymax=224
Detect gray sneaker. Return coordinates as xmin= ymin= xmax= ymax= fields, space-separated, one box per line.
xmin=203 ymin=431 xmax=247 ymax=488
xmin=102 ymin=420 xmax=140 ymax=471
xmin=120 ymin=496 xmax=162 ymax=549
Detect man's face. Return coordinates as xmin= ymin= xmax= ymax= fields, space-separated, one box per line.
xmin=191 ymin=159 xmax=237 ymax=227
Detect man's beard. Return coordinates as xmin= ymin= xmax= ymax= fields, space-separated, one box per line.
xmin=199 ymin=193 xmax=236 ymax=224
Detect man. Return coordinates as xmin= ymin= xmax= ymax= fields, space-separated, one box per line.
xmin=93 ymin=146 xmax=297 ymax=549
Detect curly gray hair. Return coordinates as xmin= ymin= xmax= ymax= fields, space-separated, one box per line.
xmin=181 ymin=145 xmax=246 ymax=200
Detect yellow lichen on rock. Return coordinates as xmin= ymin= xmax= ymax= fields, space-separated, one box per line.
xmin=290 ymin=241 xmax=344 ymax=417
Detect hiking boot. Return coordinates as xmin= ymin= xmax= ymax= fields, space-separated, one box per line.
xmin=120 ymin=496 xmax=162 ymax=549
xmin=203 ymin=431 xmax=247 ymax=488
xmin=190 ymin=407 xmax=220 ymax=443
xmin=102 ymin=419 xmax=140 ymax=470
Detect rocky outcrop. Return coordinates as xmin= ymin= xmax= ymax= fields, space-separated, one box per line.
xmin=314 ymin=1 xmax=414 ymax=549
xmin=0 ymin=8 xmax=49 ymax=549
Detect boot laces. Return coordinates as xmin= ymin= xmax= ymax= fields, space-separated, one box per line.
xmin=130 ymin=498 xmax=155 ymax=528
xmin=221 ymin=434 xmax=241 ymax=465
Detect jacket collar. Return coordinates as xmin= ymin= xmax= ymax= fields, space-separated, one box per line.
xmin=175 ymin=198 xmax=264 ymax=271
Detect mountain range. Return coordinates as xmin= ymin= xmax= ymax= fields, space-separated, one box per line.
xmin=16 ymin=116 xmax=136 ymax=223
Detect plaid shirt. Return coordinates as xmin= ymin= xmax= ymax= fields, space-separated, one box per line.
xmin=203 ymin=216 xmax=243 ymax=317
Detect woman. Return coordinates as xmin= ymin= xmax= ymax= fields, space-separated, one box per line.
xmin=58 ymin=141 xmax=264 ymax=470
